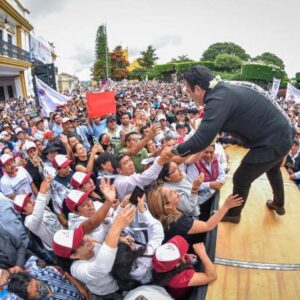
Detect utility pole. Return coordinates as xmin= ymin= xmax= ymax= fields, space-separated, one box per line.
xmin=104 ymin=23 xmax=109 ymax=80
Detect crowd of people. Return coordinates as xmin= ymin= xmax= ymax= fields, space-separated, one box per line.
xmin=0 ymin=75 xmax=298 ymax=300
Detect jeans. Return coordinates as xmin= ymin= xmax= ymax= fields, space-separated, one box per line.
xmin=227 ymin=157 xmax=284 ymax=217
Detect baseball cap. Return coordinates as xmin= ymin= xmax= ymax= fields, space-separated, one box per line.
xmin=43 ymin=131 xmax=54 ymax=139
xmin=0 ymin=153 xmax=14 ymax=166
xmin=62 ymin=117 xmax=71 ymax=124
xmin=25 ymin=141 xmax=37 ymax=152
xmin=52 ymin=154 xmax=72 ymax=169
xmin=52 ymin=226 xmax=84 ymax=258
xmin=153 ymin=235 xmax=188 ymax=273
xmin=107 ymin=115 xmax=117 ymax=122
xmin=157 ymin=115 xmax=166 ymax=122
xmin=65 ymin=189 xmax=92 ymax=212
xmin=13 ymin=193 xmax=32 ymax=212
xmin=176 ymin=122 xmax=187 ymax=129
xmin=71 ymin=172 xmax=92 ymax=189
xmin=0 ymin=131 xmax=9 ymax=139
xmin=15 ymin=127 xmax=23 ymax=135
xmin=42 ymin=144 xmax=60 ymax=155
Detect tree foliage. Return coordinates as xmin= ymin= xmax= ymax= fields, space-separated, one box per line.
xmin=241 ymin=63 xmax=284 ymax=82
xmin=252 ymin=52 xmax=285 ymax=70
xmin=93 ymin=24 xmax=110 ymax=80
xmin=109 ymin=45 xmax=129 ymax=81
xmin=137 ymin=46 xmax=158 ymax=70
xmin=201 ymin=42 xmax=250 ymax=62
xmin=215 ymin=53 xmax=243 ymax=71
xmin=171 ymin=55 xmax=193 ymax=63
xmin=128 ymin=68 xmax=148 ymax=80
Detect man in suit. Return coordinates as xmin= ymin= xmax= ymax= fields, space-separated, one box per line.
xmin=170 ymin=66 xmax=295 ymax=223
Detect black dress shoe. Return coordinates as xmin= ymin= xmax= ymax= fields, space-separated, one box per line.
xmin=266 ymin=200 xmax=285 ymax=215
xmin=221 ymin=214 xmax=241 ymax=224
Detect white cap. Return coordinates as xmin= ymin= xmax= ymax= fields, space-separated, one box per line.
xmin=15 ymin=127 xmax=23 ymax=135
xmin=62 ymin=117 xmax=71 ymax=124
xmin=52 ymin=226 xmax=84 ymax=258
xmin=13 ymin=193 xmax=32 ymax=212
xmin=0 ymin=153 xmax=14 ymax=166
xmin=70 ymin=172 xmax=92 ymax=189
xmin=52 ymin=154 xmax=72 ymax=169
xmin=157 ymin=115 xmax=166 ymax=122
xmin=25 ymin=141 xmax=37 ymax=152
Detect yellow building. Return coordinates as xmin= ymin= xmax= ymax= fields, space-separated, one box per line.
xmin=127 ymin=59 xmax=141 ymax=72
xmin=58 ymin=72 xmax=79 ymax=93
xmin=0 ymin=0 xmax=33 ymax=100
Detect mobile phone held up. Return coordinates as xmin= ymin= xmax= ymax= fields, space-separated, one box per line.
xmin=129 ymin=186 xmax=145 ymax=206
xmin=93 ymin=136 xmax=99 ymax=145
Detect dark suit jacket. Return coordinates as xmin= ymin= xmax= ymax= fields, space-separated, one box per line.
xmin=177 ymin=82 xmax=295 ymax=163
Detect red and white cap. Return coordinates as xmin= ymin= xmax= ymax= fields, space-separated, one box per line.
xmin=15 ymin=127 xmax=23 ymax=135
xmin=13 ymin=193 xmax=32 ymax=212
xmin=0 ymin=153 xmax=14 ymax=166
xmin=65 ymin=189 xmax=92 ymax=212
xmin=52 ymin=226 xmax=84 ymax=258
xmin=52 ymin=154 xmax=72 ymax=169
xmin=25 ymin=141 xmax=37 ymax=152
xmin=62 ymin=117 xmax=71 ymax=124
xmin=70 ymin=172 xmax=92 ymax=189
xmin=153 ymin=235 xmax=188 ymax=273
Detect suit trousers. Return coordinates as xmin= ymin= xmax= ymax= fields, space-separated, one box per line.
xmin=227 ymin=156 xmax=285 ymax=217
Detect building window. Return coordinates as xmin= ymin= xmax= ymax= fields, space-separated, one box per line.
xmin=7 ymin=34 xmax=12 ymax=44
xmin=7 ymin=85 xmax=14 ymax=98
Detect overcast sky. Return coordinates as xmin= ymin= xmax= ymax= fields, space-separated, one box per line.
xmin=22 ymin=0 xmax=300 ymax=81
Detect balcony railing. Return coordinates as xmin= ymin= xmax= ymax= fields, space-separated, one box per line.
xmin=0 ymin=39 xmax=31 ymax=63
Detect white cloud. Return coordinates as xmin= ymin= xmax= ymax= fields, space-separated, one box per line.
xmin=21 ymin=0 xmax=300 ymax=80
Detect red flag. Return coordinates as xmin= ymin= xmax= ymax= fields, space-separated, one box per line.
xmin=86 ymin=91 xmax=116 ymax=118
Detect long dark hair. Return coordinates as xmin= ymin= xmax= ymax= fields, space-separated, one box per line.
xmin=152 ymin=261 xmax=193 ymax=287
xmin=111 ymin=242 xmax=146 ymax=291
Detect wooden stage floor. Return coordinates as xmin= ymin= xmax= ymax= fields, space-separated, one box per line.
xmin=206 ymin=145 xmax=300 ymax=300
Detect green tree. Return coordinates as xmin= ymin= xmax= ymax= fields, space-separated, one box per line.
xmin=215 ymin=53 xmax=243 ymax=72
xmin=128 ymin=67 xmax=148 ymax=80
xmin=201 ymin=42 xmax=250 ymax=62
xmin=252 ymin=52 xmax=285 ymax=70
xmin=109 ymin=45 xmax=129 ymax=81
xmin=137 ymin=45 xmax=158 ymax=70
xmin=171 ymin=55 xmax=193 ymax=63
xmin=93 ymin=24 xmax=110 ymax=81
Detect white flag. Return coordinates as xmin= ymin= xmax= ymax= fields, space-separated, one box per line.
xmin=286 ymin=83 xmax=300 ymax=103
xmin=35 ymin=76 xmax=69 ymax=116
xmin=270 ymin=78 xmax=281 ymax=99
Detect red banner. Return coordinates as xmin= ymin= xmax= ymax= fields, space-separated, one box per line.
xmin=86 ymin=91 xmax=116 ymax=118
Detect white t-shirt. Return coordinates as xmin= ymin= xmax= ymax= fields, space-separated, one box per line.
xmin=71 ymin=242 xmax=118 ymax=296
xmin=0 ymin=166 xmax=33 ymax=197
xmin=68 ymin=201 xmax=113 ymax=243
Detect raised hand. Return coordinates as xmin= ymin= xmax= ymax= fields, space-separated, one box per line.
xmin=112 ymin=204 xmax=136 ymax=230
xmin=100 ymin=177 xmax=116 ymax=205
xmin=223 ymin=194 xmax=243 ymax=209
xmin=39 ymin=176 xmax=52 ymax=194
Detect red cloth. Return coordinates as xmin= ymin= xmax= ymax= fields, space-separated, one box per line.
xmin=195 ymin=156 xmax=219 ymax=182
xmin=86 ymin=92 xmax=116 ymax=118
xmin=168 ymin=268 xmax=195 ymax=299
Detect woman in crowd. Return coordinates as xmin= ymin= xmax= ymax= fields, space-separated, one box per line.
xmin=157 ymin=161 xmax=204 ymax=217
xmin=147 ymin=186 xmax=243 ymax=244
